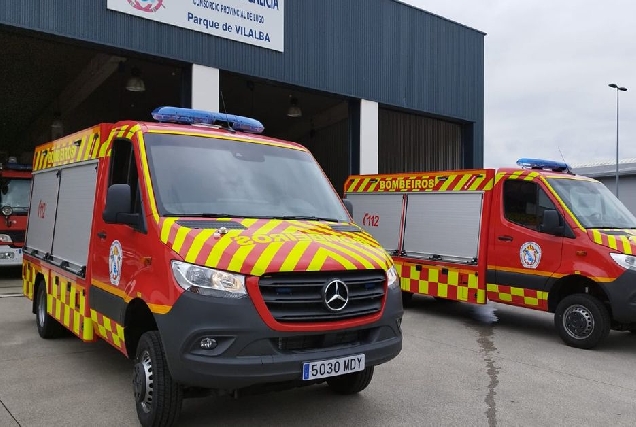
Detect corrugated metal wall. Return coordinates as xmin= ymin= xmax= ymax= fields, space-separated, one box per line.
xmin=0 ymin=0 xmax=484 ymax=166
xmin=378 ymin=108 xmax=462 ymax=173
xmin=596 ymin=176 xmax=636 ymax=215
xmin=298 ymin=119 xmax=350 ymax=196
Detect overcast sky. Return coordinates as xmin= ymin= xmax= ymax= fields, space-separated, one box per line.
xmin=399 ymin=0 xmax=636 ymax=169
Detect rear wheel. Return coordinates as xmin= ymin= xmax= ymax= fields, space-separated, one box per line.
xmin=35 ymin=282 xmax=64 ymax=339
xmin=554 ymin=293 xmax=610 ymax=349
xmin=133 ymin=331 xmax=183 ymax=427
xmin=326 ymin=367 xmax=374 ymax=395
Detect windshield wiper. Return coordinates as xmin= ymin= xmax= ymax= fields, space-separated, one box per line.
xmin=163 ymin=213 xmax=242 ymax=218
xmin=277 ymin=215 xmax=341 ymax=222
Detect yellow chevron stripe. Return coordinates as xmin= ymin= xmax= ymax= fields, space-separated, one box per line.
xmin=161 ymin=218 xmax=177 ymax=243
xmin=452 ymin=173 xmax=473 ymax=191
xmin=185 ymin=230 xmax=216 ymax=263
xmin=172 ymin=227 xmax=190 ymax=253
xmin=281 ymin=241 xmax=311 ymax=271
xmin=308 ymin=248 xmax=329 ymax=270
xmin=226 ymin=220 xmax=284 ymax=271
xmin=619 ymin=236 xmax=632 ymax=255
xmin=468 ymin=175 xmax=485 ymax=191
xmin=607 ymin=234 xmax=618 ymax=250
xmin=228 ymin=244 xmax=257 ymax=272
xmin=591 ymin=229 xmax=603 ymax=244
xmin=250 ymin=242 xmax=285 ymax=275
xmin=439 ymin=175 xmax=455 ymax=191
xmin=319 ymin=241 xmax=374 ymax=269
xmin=205 ymin=236 xmax=235 ymax=269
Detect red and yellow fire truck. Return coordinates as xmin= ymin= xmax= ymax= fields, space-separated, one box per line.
xmin=22 ymin=107 xmax=403 ymax=427
xmin=344 ymin=158 xmax=636 ymax=350
xmin=0 ymin=156 xmax=32 ymax=267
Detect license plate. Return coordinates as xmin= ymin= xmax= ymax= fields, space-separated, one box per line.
xmin=302 ymin=354 xmax=365 ymax=380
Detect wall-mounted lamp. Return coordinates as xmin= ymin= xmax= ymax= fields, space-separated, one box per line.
xmin=126 ymin=67 xmax=146 ymax=92
xmin=287 ymin=95 xmax=302 ymax=117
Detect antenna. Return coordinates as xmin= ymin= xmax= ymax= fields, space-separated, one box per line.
xmin=219 ymin=90 xmax=235 ymax=132
xmin=557 ymin=146 xmax=567 ymax=163
xmin=557 ymin=147 xmax=575 ymax=175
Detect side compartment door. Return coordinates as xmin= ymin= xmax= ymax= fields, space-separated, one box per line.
xmin=89 ymin=137 xmax=147 ymax=350
xmin=344 ymin=192 xmax=405 ymax=255
xmin=488 ymin=177 xmax=565 ymax=309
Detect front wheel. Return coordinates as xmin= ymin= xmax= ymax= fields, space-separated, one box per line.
xmin=326 ymin=367 xmax=374 ymax=395
xmin=133 ymin=331 xmax=183 ymax=427
xmin=554 ymin=293 xmax=610 ymax=349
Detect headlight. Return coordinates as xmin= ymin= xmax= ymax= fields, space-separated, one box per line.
xmin=386 ymin=265 xmax=400 ymax=289
xmin=610 ymin=253 xmax=636 ymax=271
xmin=171 ymin=260 xmax=246 ymax=298
xmin=0 ymin=234 xmax=11 ymax=243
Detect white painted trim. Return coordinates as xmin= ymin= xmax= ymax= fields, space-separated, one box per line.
xmin=359 ymin=99 xmax=379 ymax=174
xmin=191 ymin=64 xmax=220 ymax=112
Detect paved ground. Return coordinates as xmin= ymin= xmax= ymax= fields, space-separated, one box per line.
xmin=1 ymin=268 xmax=636 ymax=426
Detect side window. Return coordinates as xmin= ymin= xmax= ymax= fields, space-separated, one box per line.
xmin=109 ymin=138 xmax=142 ymax=215
xmin=503 ymin=179 xmax=557 ymax=231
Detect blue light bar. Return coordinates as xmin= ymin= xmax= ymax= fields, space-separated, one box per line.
xmin=516 ymin=158 xmax=572 ymax=173
xmin=1 ymin=157 xmax=32 ymax=171
xmin=151 ymin=106 xmax=264 ymax=134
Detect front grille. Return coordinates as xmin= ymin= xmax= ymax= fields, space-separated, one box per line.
xmin=274 ymin=330 xmax=370 ymax=352
xmin=258 ymin=270 xmax=386 ymax=323
xmin=2 ymin=230 xmax=25 ymax=244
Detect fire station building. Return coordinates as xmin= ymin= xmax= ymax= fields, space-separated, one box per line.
xmin=0 ymin=0 xmax=485 ymax=194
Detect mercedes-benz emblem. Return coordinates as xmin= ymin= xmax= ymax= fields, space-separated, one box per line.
xmin=323 ymin=279 xmax=349 ymax=312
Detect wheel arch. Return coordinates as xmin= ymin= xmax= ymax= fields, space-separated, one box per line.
xmin=32 ymin=272 xmax=46 ymax=314
xmin=548 ymin=274 xmax=611 ymax=315
xmin=125 ymin=298 xmax=159 ymax=359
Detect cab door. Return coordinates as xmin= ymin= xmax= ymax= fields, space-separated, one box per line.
xmin=488 ymin=177 xmax=566 ymax=302
xmin=89 ymin=136 xmax=147 ymax=329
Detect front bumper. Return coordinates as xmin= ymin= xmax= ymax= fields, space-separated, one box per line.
xmin=155 ymin=285 xmax=403 ymax=390
xmin=0 ymin=246 xmax=22 ymax=267
xmin=602 ymin=269 xmax=636 ymax=324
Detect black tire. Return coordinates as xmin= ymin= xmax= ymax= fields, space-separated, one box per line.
xmin=326 ymin=367 xmax=374 ymax=395
xmin=401 ymin=291 xmax=414 ymax=308
xmin=554 ymin=293 xmax=610 ymax=349
xmin=133 ymin=331 xmax=183 ymax=427
xmin=35 ymin=282 xmax=65 ymax=339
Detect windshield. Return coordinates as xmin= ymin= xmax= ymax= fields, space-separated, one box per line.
xmin=143 ymin=133 xmax=350 ymax=221
xmin=547 ymin=177 xmax=636 ymax=229
xmin=0 ymin=178 xmax=31 ymax=214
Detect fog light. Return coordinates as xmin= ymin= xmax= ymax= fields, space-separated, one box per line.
xmin=396 ymin=317 xmax=402 ymax=332
xmin=200 ymin=337 xmax=218 ymax=350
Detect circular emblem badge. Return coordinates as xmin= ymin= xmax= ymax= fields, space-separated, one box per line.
xmin=109 ymin=240 xmax=123 ymax=286
xmin=127 ymin=0 xmax=163 ymax=12
xmin=323 ymin=279 xmax=349 ymax=312
xmin=520 ymin=242 xmax=542 ymax=269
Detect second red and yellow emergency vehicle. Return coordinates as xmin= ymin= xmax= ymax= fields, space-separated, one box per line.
xmin=345 ymin=158 xmax=636 ymax=349
xmin=0 ymin=156 xmax=32 ymax=268
xmin=21 ymin=107 xmax=403 ymax=427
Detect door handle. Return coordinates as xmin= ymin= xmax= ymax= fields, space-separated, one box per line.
xmin=97 ymin=231 xmax=107 ymax=240
xmin=498 ymin=235 xmax=513 ymax=242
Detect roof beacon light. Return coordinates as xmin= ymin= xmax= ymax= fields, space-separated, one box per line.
xmin=151 ymin=106 xmax=265 ymax=134
xmin=516 ymin=158 xmax=573 ymax=174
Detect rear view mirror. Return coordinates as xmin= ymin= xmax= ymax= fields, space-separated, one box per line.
xmin=103 ymin=184 xmax=138 ymax=225
xmin=540 ymin=209 xmax=562 ymax=235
